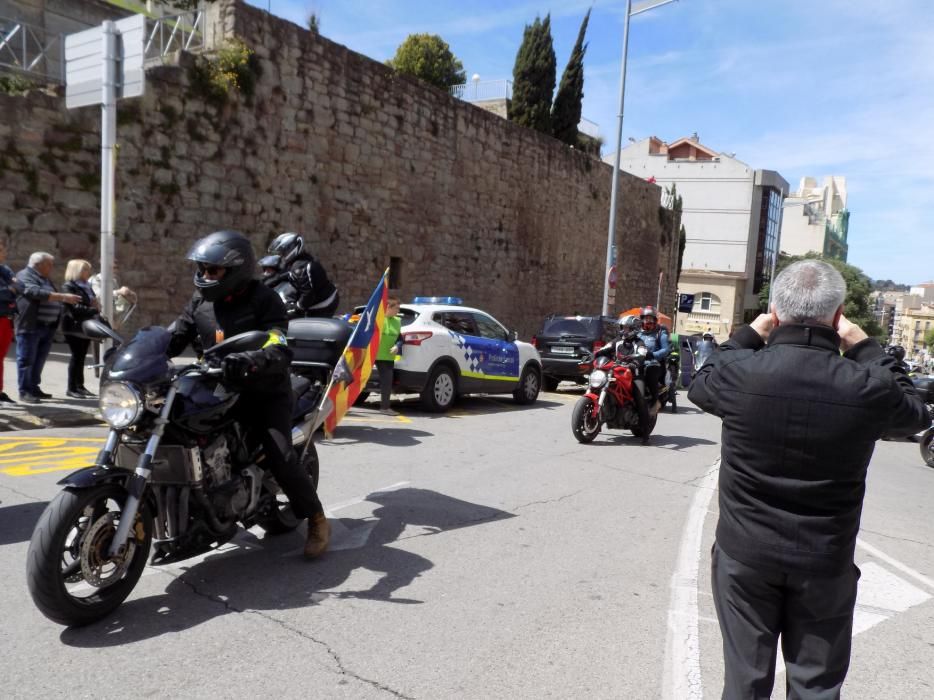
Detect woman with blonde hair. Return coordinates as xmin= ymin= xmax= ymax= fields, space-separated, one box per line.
xmin=62 ymin=259 xmax=99 ymax=398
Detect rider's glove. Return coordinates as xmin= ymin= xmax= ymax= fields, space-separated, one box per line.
xmin=223 ymin=352 xmax=260 ymax=383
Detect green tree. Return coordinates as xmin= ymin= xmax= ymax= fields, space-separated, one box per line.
xmin=551 ymin=9 xmax=590 ymax=146
xmin=386 ymin=34 xmax=465 ymax=90
xmin=925 ymin=329 xmax=934 ymax=350
xmin=307 ymin=12 xmax=320 ymax=33
xmin=758 ymin=253 xmax=883 ymax=337
xmin=509 ymin=15 xmax=556 ymax=133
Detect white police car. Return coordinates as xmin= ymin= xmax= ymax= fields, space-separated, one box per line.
xmin=371 ymin=297 xmax=542 ymax=411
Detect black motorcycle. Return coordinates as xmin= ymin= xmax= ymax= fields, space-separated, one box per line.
xmin=913 ymin=376 xmax=934 ymax=468
xmin=26 ymin=318 xmax=340 ymax=627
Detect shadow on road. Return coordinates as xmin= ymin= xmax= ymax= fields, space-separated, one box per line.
xmin=584 ymin=433 xmax=718 ymax=451
xmin=0 ymin=500 xmax=50 ymax=545
xmin=322 ymin=425 xmax=434 ymax=447
xmin=60 ymin=488 xmax=514 ymax=645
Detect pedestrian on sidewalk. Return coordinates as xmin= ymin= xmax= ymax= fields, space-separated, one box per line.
xmin=15 ymin=252 xmax=80 ymax=404
xmin=62 ymin=259 xmax=100 ymax=399
xmin=376 ymin=295 xmax=403 ymax=416
xmin=688 ymin=260 xmax=930 ymax=699
xmin=0 ymin=239 xmax=20 ymax=403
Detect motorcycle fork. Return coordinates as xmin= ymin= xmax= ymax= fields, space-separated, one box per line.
xmin=107 ymin=386 xmax=178 ymax=558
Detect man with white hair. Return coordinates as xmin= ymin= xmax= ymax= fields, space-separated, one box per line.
xmin=689 ymin=259 xmax=930 ymax=699
xmin=15 ymin=252 xmax=80 ymax=403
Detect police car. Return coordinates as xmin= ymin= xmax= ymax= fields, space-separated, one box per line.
xmin=366 ymin=297 xmax=543 ymax=412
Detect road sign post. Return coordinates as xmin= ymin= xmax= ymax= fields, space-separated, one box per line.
xmin=65 ymin=14 xmax=145 ymax=327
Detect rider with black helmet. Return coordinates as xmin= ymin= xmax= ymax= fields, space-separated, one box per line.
xmin=167 ymin=230 xmax=330 ymax=559
xmin=267 ymin=232 xmax=339 ymax=317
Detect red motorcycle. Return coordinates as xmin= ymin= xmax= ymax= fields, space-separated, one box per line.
xmin=571 ymin=341 xmax=666 ymax=444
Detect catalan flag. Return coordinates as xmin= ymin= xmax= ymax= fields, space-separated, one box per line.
xmin=322 ymin=269 xmax=389 ymax=437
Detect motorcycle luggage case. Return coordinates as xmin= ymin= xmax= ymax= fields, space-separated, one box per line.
xmin=287 ymin=317 xmax=353 ymax=366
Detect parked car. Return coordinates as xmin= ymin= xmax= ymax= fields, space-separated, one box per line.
xmin=356 ymin=299 xmax=542 ymax=412
xmin=533 ymin=314 xmax=618 ymax=391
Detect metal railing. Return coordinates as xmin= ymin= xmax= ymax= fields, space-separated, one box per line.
xmin=449 ymin=79 xmax=513 ymax=102
xmin=0 ymin=16 xmax=64 ymax=83
xmin=143 ymin=10 xmax=206 ymax=64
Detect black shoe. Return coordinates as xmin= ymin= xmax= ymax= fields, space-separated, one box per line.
xmin=19 ymin=393 xmax=40 ymax=404
xmin=77 ymin=387 xmax=96 ymax=398
xmin=66 ymin=390 xmax=86 ymax=399
xmin=0 ymin=392 xmax=15 ymax=403
xmin=35 ymin=389 xmax=53 ymax=399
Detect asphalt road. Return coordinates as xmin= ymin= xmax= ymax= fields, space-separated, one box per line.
xmin=0 ymin=389 xmax=932 ymax=699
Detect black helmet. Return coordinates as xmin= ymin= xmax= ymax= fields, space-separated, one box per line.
xmin=258 ymin=254 xmax=282 ymax=276
xmin=619 ymin=316 xmax=642 ymax=338
xmin=886 ymin=345 xmax=906 ymax=362
xmin=268 ymin=232 xmax=304 ymax=267
xmin=186 ymin=230 xmax=256 ymax=302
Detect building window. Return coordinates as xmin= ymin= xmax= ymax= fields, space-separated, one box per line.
xmin=389 ymin=256 xmax=403 ymax=289
xmin=753 ymin=187 xmax=783 ymax=295
xmin=698 ymin=291 xmax=721 ymax=312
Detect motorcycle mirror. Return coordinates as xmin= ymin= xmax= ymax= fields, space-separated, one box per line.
xmin=82 ymin=318 xmax=124 ymax=345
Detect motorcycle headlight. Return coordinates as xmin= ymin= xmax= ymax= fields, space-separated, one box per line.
xmin=99 ymin=382 xmax=143 ymax=428
xmin=590 ymin=369 xmax=608 ymax=388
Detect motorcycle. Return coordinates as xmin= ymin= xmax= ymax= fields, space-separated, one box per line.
xmin=571 ymin=341 xmax=668 ymax=444
xmin=913 ymin=376 xmax=934 ymax=468
xmin=26 ymin=318 xmax=341 ymax=627
xmin=663 ymin=354 xmax=679 ymax=413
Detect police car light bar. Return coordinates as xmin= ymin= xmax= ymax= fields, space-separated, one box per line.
xmin=412 ymin=296 xmax=463 ymax=305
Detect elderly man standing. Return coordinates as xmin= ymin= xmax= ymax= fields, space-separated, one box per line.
xmin=689 ymin=260 xmax=930 ymax=699
xmin=15 ymin=252 xmax=80 ymax=403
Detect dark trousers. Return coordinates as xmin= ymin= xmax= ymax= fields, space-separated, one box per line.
xmin=16 ymin=324 xmax=55 ymax=396
xmin=644 ymin=363 xmax=663 ymax=403
xmin=0 ymin=316 xmax=13 ymax=392
xmin=376 ymin=359 xmax=394 ymax=409
xmin=64 ymin=334 xmax=91 ymax=392
xmin=711 ymin=542 xmax=860 ymax=700
xmin=242 ymin=392 xmax=322 ymax=519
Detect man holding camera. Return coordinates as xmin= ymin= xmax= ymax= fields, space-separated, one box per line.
xmin=689 ymin=260 xmax=930 ymax=698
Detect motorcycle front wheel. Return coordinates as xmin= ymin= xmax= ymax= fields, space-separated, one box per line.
xmin=921 ymin=429 xmax=934 ymax=468
xmin=26 ymin=485 xmax=153 ymax=627
xmin=572 ymin=397 xmax=601 ymax=443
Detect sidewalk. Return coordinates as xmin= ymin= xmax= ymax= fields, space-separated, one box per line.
xmin=1 ymin=343 xmax=105 ymax=431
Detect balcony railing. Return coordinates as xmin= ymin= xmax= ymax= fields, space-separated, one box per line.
xmin=143 ymin=10 xmax=206 ymax=64
xmin=449 ymin=78 xmax=513 ymax=102
xmin=0 ymin=16 xmax=64 ymax=83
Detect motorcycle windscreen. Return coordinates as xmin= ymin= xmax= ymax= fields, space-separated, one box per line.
xmin=107 ymin=326 xmax=174 ymax=384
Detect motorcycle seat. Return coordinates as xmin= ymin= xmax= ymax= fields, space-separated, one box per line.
xmin=290 ymin=373 xmax=312 ymax=398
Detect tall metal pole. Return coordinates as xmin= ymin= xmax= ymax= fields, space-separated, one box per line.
xmin=603 ymin=0 xmax=633 ymax=317
xmin=100 ymin=21 xmax=117 ymax=326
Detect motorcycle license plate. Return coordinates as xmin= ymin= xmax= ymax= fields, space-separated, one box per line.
xmin=550 ymin=345 xmax=575 ymax=355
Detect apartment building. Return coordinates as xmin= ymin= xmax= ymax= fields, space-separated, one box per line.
xmin=780 ymin=176 xmax=849 ymax=261
xmin=605 ymin=135 xmax=788 ymax=338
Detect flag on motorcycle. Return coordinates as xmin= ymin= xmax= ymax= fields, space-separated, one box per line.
xmin=322 ymin=269 xmax=389 ymax=437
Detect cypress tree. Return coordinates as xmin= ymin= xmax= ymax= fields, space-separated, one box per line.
xmin=552 ymin=9 xmax=590 ymax=145
xmin=509 ymin=15 xmax=556 ymax=134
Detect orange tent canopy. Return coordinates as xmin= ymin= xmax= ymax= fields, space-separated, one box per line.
xmin=619 ymin=307 xmax=673 ymax=330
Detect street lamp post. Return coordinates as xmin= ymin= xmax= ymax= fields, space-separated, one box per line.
xmin=603 ymin=0 xmax=680 ymax=317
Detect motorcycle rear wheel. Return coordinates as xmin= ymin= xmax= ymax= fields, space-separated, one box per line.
xmin=631 ymin=410 xmax=658 ymax=439
xmin=572 ymin=397 xmax=601 ymax=443
xmin=921 ymin=429 xmax=934 ymax=468
xmin=257 ymin=442 xmax=320 ymax=534
xmin=26 ymin=485 xmax=153 ymax=627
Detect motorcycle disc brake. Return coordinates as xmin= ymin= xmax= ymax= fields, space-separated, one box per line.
xmin=79 ymin=512 xmax=136 ymax=587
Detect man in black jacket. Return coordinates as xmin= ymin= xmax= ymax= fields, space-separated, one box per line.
xmin=168 ymin=230 xmax=330 ymax=559
xmin=689 ymin=259 xmax=929 ymax=699
xmin=267 ymin=232 xmax=339 ymax=317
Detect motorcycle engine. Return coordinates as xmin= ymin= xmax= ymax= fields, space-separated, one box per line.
xmin=202 ymin=434 xmax=250 ymax=518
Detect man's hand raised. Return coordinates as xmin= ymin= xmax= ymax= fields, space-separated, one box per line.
xmin=836 ymin=314 xmax=868 ymax=352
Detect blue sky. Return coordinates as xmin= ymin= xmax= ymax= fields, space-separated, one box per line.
xmin=248 ymin=0 xmax=931 ymax=284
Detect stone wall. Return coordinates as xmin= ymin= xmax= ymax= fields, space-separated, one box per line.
xmin=0 ymin=0 xmax=679 ymax=338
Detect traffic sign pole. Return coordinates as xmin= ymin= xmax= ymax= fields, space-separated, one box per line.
xmin=99 ymin=20 xmax=117 ymax=326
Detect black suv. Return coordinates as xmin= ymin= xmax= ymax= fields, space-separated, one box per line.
xmin=534 ymin=315 xmax=618 ymax=391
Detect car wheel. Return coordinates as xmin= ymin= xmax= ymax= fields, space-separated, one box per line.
xmin=542 ymin=376 xmax=560 ymax=392
xmin=513 ymin=364 xmax=541 ymax=405
xmin=420 ymin=364 xmax=457 ymax=412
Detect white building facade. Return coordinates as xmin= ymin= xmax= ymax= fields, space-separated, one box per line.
xmin=605 ymin=135 xmax=788 ymax=337
xmin=780 ymin=176 xmax=849 ymax=260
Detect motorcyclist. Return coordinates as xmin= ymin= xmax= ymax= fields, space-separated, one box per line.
xmin=636 ymin=305 xmax=670 ymax=406
xmin=886 ymin=345 xmax=908 ymax=371
xmin=694 ymin=331 xmax=717 ymax=374
xmin=167 ymin=230 xmax=330 ymax=559
xmin=258 ymin=254 xmax=285 ymax=286
xmin=267 ymin=232 xmax=340 ymax=317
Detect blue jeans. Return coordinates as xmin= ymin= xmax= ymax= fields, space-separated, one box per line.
xmin=16 ymin=324 xmax=56 ymax=396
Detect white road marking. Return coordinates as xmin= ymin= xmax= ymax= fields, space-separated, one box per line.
xmin=663 ymin=460 xmax=719 ymax=700
xmin=856 ymin=537 xmax=934 ymax=591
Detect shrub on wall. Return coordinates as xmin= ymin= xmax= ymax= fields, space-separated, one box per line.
xmin=188 ymin=38 xmax=259 ymax=105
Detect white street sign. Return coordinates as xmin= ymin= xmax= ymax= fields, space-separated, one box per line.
xmin=65 ymin=14 xmax=145 ymax=109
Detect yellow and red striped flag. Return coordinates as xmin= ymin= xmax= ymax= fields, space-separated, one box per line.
xmin=323 ymin=269 xmax=389 ymax=437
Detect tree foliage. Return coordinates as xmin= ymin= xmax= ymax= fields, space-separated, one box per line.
xmin=387 ymin=34 xmax=465 ymax=90
xmin=551 ymin=9 xmax=590 ymax=145
xmin=509 ymin=15 xmax=556 ymax=133
xmin=758 ymin=253 xmax=883 ymax=337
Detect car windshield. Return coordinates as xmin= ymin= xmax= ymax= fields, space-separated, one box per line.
xmin=540 ymin=317 xmax=600 ymax=337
